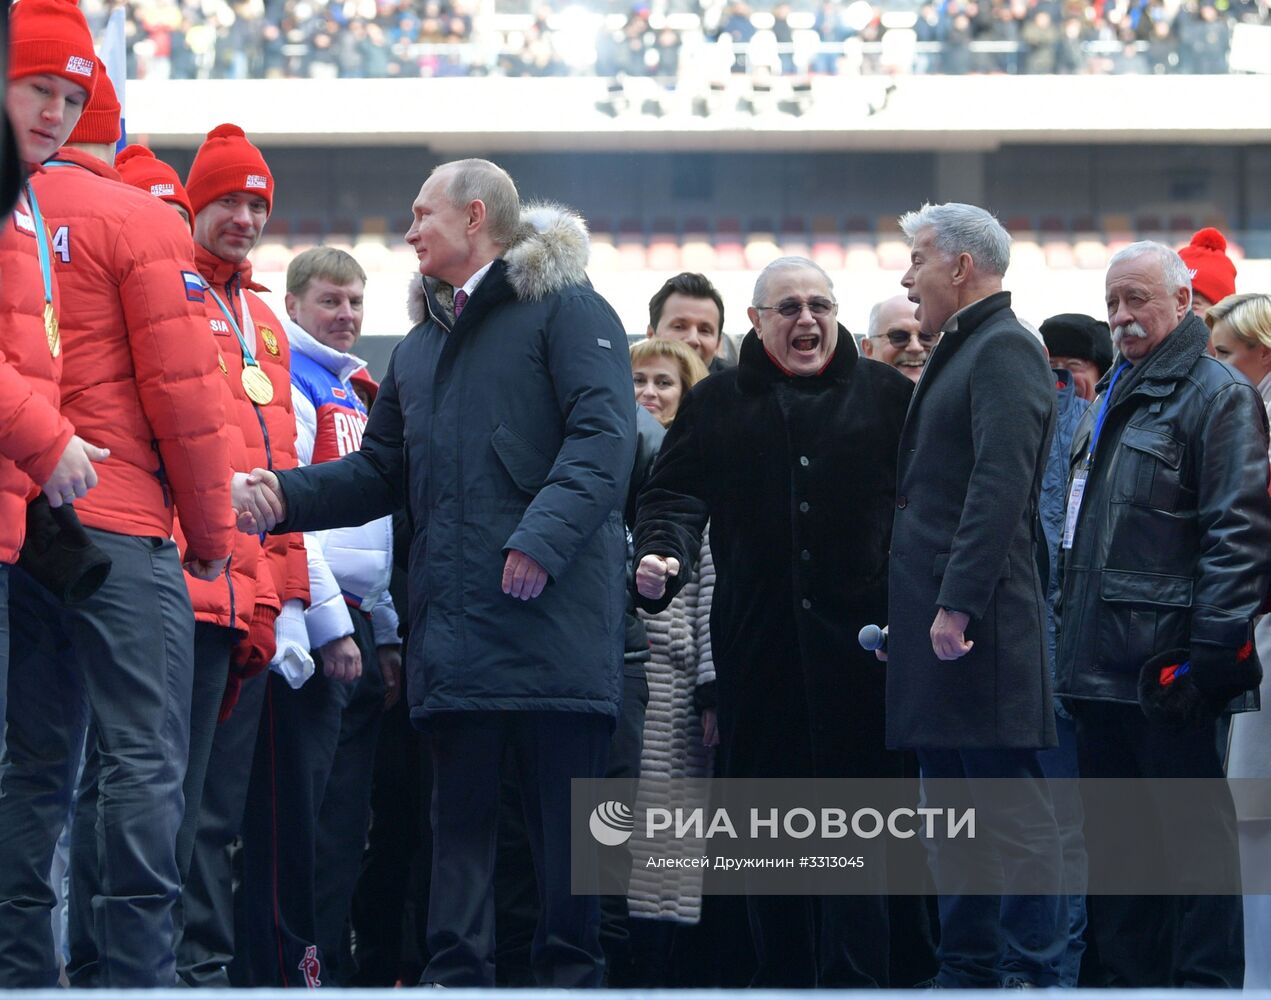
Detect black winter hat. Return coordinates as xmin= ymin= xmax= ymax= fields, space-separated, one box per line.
xmin=1040 ymin=313 xmax=1114 ymax=376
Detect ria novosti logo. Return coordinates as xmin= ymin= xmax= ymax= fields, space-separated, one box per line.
xmin=589 ymin=800 xmax=634 ymax=846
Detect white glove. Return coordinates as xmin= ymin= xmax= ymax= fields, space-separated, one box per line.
xmin=271 ymin=598 xmax=315 ymax=689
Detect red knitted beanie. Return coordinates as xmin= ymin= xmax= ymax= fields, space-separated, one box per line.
xmin=185 ymin=123 xmax=274 ymax=217
xmin=8 ymin=0 xmax=98 ymax=97
xmin=116 ymin=144 xmax=195 ymax=230
xmin=1179 ymin=228 xmax=1237 ymax=306
xmin=68 ymin=67 xmax=120 ymax=145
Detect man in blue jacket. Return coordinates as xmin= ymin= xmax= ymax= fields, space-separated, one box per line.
xmin=234 ymin=158 xmax=635 ymax=988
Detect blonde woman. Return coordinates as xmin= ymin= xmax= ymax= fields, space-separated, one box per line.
xmin=626 ymin=338 xmax=717 ymax=969
xmin=1207 ymin=292 xmax=1271 ymax=989
xmin=631 ymin=338 xmax=710 ymax=428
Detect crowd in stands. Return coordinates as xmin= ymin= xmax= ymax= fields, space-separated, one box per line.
xmin=88 ymin=0 xmax=1269 ymax=80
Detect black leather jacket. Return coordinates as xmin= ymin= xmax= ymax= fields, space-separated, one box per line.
xmin=1055 ymin=313 xmax=1271 ymax=704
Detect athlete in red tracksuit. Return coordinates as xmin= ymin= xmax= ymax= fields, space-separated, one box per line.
xmin=173 ymin=124 xmax=311 ymax=988
xmin=0 ymin=0 xmax=107 ymax=756
xmin=0 ymin=37 xmax=234 ymax=994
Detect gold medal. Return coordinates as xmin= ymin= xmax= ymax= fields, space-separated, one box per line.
xmin=44 ymin=302 xmax=60 ymax=358
xmin=241 ymin=363 xmax=275 ymax=405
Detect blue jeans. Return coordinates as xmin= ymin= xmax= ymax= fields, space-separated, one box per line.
xmin=916 ymin=747 xmax=1066 ymax=988
xmin=1033 ymin=713 xmax=1087 ymax=986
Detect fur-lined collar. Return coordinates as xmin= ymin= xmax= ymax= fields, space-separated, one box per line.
xmin=407 ymin=201 xmax=590 ymax=325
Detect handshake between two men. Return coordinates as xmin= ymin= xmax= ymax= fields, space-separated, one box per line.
xmin=229 ymin=469 xmax=550 ymax=601
xmin=231 ymin=469 xmax=286 ymax=534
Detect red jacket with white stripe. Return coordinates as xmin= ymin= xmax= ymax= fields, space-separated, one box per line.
xmin=0 ymin=183 xmax=75 ymax=563
xmin=195 ymin=245 xmax=310 ymax=609
xmin=29 ymin=150 xmax=233 ymax=559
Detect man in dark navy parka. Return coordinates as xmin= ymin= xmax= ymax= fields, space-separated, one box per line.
xmin=233 ymin=158 xmax=636 ymax=988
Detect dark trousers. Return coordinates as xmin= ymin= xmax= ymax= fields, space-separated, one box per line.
xmin=422 ymin=710 xmax=610 ymax=988
xmin=66 ymin=620 xmax=236 ymax=985
xmin=1031 ymin=712 xmax=1087 ymax=987
xmin=315 ymin=614 xmax=387 ymax=984
xmin=1074 ymin=700 xmax=1243 ymax=987
xmin=175 ymin=668 xmax=268 ymax=986
xmin=916 ymin=746 xmax=1065 ymax=988
xmin=597 ymin=670 xmax=649 ymax=984
xmin=747 ymin=892 xmax=891 ymax=987
xmin=236 ymin=610 xmax=379 ymax=986
xmin=0 ymin=532 xmax=193 ymax=988
xmin=495 ymin=672 xmax=648 ymax=987
xmin=0 ymin=564 xmax=8 ymax=758
xmin=348 ymin=694 xmax=432 ymax=985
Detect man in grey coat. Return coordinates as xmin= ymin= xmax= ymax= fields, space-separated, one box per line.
xmin=233 ymin=159 xmax=635 ymax=988
xmin=882 ymin=202 xmax=1064 ymax=987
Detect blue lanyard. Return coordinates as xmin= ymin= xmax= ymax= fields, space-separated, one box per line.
xmin=23 ymin=182 xmax=54 ymax=314
xmin=206 ymin=286 xmax=260 ymax=368
xmin=1087 ymin=361 xmax=1130 ymax=462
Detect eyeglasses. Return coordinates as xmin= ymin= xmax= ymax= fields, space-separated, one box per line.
xmin=874 ymin=330 xmax=940 ymax=348
xmin=755 ymin=297 xmax=837 ymax=319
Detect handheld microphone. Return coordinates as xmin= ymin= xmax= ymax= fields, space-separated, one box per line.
xmin=858 ymin=624 xmax=888 ymax=653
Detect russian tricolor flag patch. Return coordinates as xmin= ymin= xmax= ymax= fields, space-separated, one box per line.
xmin=182 ymin=270 xmax=206 ymax=302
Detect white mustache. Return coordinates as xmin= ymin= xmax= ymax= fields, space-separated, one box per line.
xmin=1113 ymin=321 xmax=1149 ymax=343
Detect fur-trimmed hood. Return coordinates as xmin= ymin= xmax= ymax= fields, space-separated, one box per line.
xmin=407 ymin=201 xmax=590 ymax=325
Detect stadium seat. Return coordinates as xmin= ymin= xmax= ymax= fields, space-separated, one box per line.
xmin=812 ymin=239 xmax=846 ymax=270
xmin=1012 ymin=237 xmax=1045 ymax=270
xmin=588 ymin=239 xmax=620 ymax=272
xmin=1168 ymin=214 xmax=1195 ymax=237
xmin=714 ymin=217 xmax=745 ymax=270
xmin=647 ymin=217 xmax=682 ymax=271
xmin=254 ymin=239 xmax=293 ymax=273
xmin=616 ymin=218 xmax=647 ymax=270
xmin=681 ymin=217 xmax=715 ymax=271
xmin=779 ymin=215 xmax=810 ymax=257
xmin=745 ymin=218 xmax=779 ymax=269
xmin=1043 ymin=237 xmax=1075 ymax=270
xmin=352 ymin=238 xmax=394 ymax=273
xmin=680 ymin=238 xmax=717 ymax=272
xmin=876 ymin=235 xmax=910 ymax=271
xmin=842 ymin=237 xmax=876 ymax=270
xmin=1072 ymin=234 xmax=1109 ymax=270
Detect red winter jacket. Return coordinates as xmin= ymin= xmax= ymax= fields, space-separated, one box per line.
xmin=174 ymin=370 xmax=278 ymax=632
xmin=30 ymin=149 xmax=233 ymax=560
xmin=195 ymin=245 xmax=309 ymax=608
xmin=0 ymin=185 xmax=75 ymax=562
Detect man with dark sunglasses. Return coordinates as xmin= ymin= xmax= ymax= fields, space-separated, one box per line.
xmin=862 ymin=294 xmax=936 ymax=383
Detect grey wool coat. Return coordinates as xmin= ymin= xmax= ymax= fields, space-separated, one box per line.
xmin=885 ymin=291 xmax=1058 ymax=750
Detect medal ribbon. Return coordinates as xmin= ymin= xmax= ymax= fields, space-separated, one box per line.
xmin=24 ymin=182 xmax=55 ymax=325
xmin=1086 ymin=361 xmax=1130 ymax=464
xmin=206 ymin=285 xmax=261 ymax=369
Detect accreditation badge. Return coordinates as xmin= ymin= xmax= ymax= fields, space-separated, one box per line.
xmin=1062 ymin=467 xmax=1088 ymax=551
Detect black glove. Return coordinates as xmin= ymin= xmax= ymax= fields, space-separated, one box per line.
xmin=1190 ymin=639 xmax=1261 ymax=708
xmin=17 ymin=496 xmax=112 ymax=604
xmin=1138 ymin=641 xmax=1261 ymax=730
